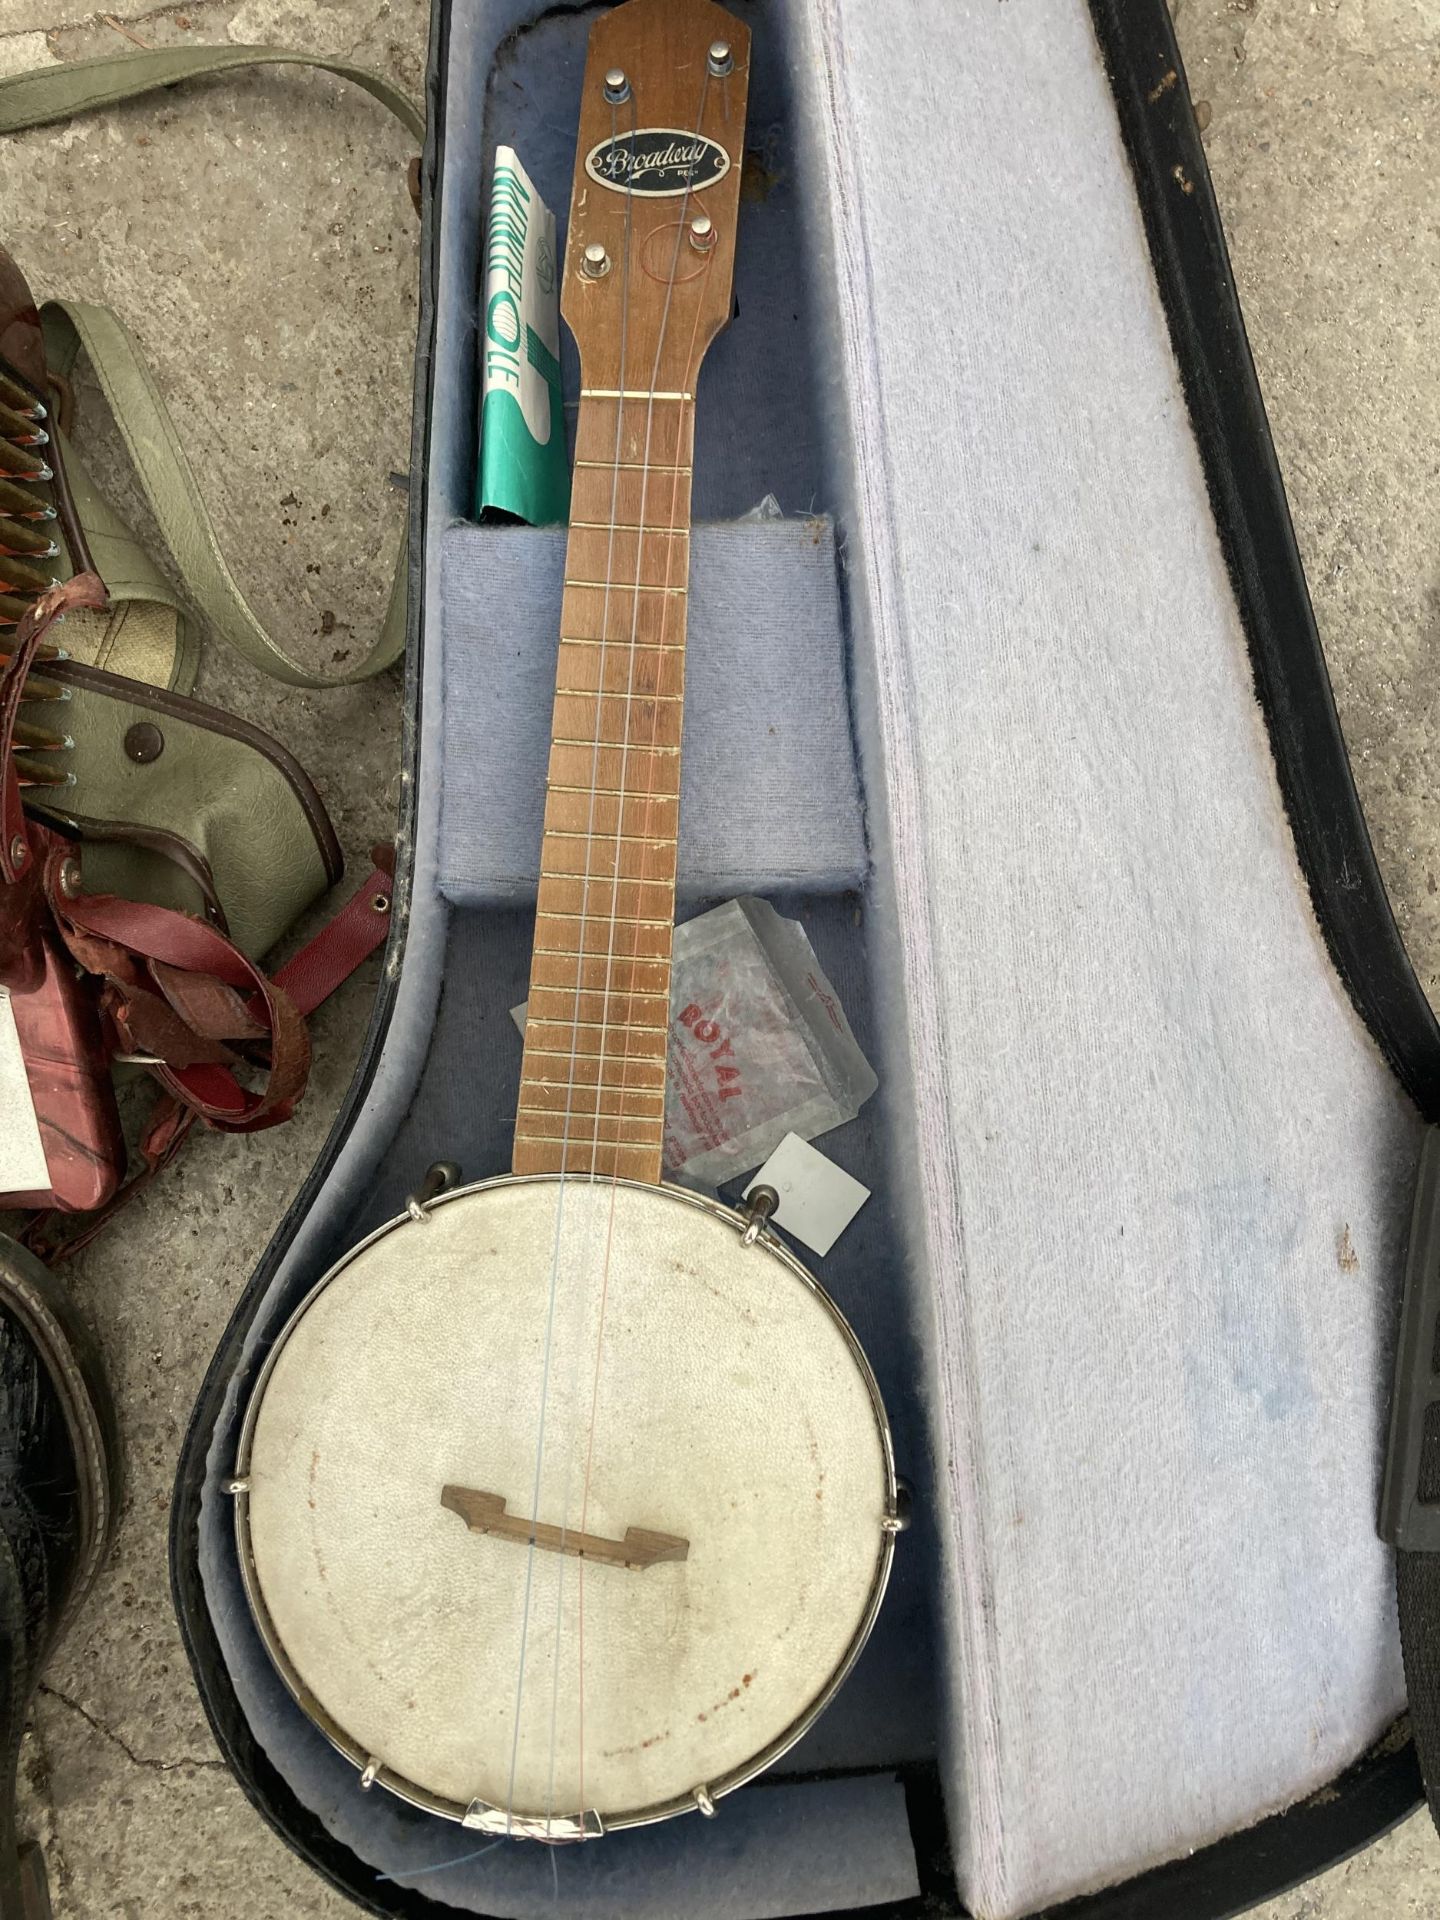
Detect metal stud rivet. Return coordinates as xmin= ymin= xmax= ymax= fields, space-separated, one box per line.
xmin=707 ymin=40 xmax=733 ymax=76
xmin=57 ymin=856 xmax=82 ymax=900
xmin=582 ymin=241 xmax=611 ymax=280
xmin=689 ymin=214 xmax=716 ymax=254
xmin=124 ymin=722 xmax=164 ymax=764
xmin=603 ymin=66 xmax=630 ymax=104
xmin=8 ymin=835 xmax=26 ymax=868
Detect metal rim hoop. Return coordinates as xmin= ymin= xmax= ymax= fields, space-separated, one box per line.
xmin=231 ymin=1173 xmax=899 ymax=1835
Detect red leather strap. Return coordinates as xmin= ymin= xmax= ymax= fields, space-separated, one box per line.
xmin=43 ymin=851 xmax=309 ymax=1132
xmin=272 ymin=850 xmax=394 ymax=1017
xmin=1 ymin=578 xmax=107 ymax=991
xmin=1 ymin=574 xmax=106 ymax=883
xmin=21 ymin=842 xmax=397 ymax=1256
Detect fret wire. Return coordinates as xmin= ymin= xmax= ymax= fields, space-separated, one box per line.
xmin=545 ymin=783 xmax=678 ymax=797
xmin=543 ymin=832 xmax=675 ymax=848
xmin=521 ymin=1047 xmax=667 ymax=1069
xmin=558 ymin=636 xmax=686 ymax=652
xmin=534 ymin=946 xmax=668 ymax=959
xmin=579 ymin=388 xmax=694 ymax=401
xmin=529 ymin=985 xmax=670 ymax=1000
xmin=522 ymin=1090 xmax=668 ymax=1105
xmin=522 ymin=1066 xmax=665 ymax=1082
xmin=515 ymin=1124 xmax=663 ymax=1141
xmin=553 ymin=738 xmax=679 ymax=751
xmin=568 ymin=521 xmax=689 ymax=534
xmin=535 ymin=911 xmax=673 ymax=926
xmin=554 ymin=688 xmax=683 ymax=703
xmin=527 ymin=1018 xmax=670 ymax=1034
xmin=520 ymin=1110 xmax=662 ymax=1122
xmin=564 ymin=579 xmax=687 ymax=593
xmin=510 ymin=1121 xmax=664 ymax=1136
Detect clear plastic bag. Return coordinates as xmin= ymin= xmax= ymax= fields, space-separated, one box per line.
xmin=660 ymin=897 xmax=877 ymax=1186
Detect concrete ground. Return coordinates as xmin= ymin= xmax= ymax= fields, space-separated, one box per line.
xmin=0 ymin=0 xmax=1434 ymax=1912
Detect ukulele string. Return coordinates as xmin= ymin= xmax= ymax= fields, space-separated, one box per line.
xmin=535 ymin=84 xmax=641 ymax=1842
xmin=568 ymin=61 xmax=716 ymax=1828
xmin=507 ymin=84 xmax=639 ymax=1839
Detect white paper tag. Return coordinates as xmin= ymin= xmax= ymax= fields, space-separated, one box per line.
xmin=0 ymin=989 xmax=48 ymax=1194
xmin=744 ymin=1133 xmax=870 ymax=1258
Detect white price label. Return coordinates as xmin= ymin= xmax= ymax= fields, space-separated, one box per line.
xmin=0 ymin=989 xmax=48 ymax=1194
xmin=744 ymin=1133 xmax=870 ymax=1257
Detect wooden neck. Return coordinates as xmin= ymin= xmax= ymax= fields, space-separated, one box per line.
xmin=513 ymin=390 xmax=695 ymax=1182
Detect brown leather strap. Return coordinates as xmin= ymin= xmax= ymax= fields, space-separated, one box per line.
xmin=67 ymin=816 xmax=229 ymax=935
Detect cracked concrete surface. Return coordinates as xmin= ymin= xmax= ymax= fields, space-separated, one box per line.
xmin=0 ymin=0 xmax=1436 ymax=1912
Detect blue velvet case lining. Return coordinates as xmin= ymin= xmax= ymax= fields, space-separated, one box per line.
xmin=440 ymin=520 xmax=868 ymax=906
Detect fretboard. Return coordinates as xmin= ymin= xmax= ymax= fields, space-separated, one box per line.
xmin=513 ymin=392 xmax=694 ymax=1182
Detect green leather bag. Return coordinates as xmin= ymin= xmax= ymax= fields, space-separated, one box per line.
xmin=27 ymin=664 xmax=344 ymax=962
xmin=0 ymin=46 xmax=421 ymax=962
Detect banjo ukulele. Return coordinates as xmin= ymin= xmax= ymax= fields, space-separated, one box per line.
xmin=232 ymin=0 xmax=900 ymax=1842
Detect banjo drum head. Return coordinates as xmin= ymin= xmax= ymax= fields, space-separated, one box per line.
xmin=237 ymin=1176 xmax=895 ymax=1832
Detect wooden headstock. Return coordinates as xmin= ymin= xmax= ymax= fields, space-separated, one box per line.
xmin=561 ymin=0 xmax=751 ymax=396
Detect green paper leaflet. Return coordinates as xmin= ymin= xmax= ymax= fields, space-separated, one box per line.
xmin=477 ymin=148 xmax=570 ymax=525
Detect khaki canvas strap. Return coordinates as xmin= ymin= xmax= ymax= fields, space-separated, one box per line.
xmin=0 ymin=44 xmax=422 ymax=140
xmin=0 ymin=47 xmax=422 ymax=689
